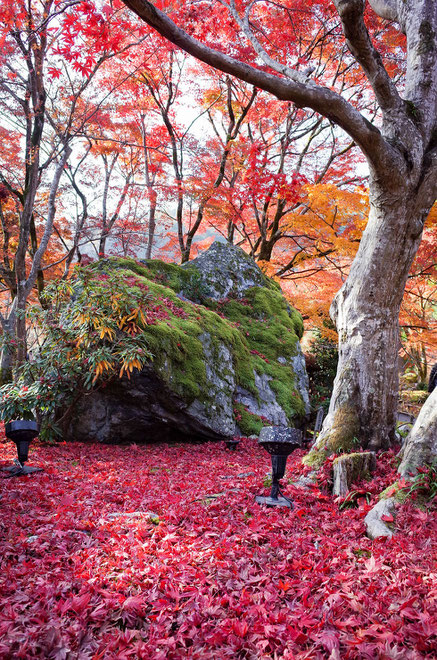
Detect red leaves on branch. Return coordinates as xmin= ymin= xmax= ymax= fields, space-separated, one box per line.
xmin=0 ymin=432 xmax=435 ymax=658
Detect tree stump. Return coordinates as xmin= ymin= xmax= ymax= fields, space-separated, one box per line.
xmin=332 ymin=452 xmax=376 ymax=497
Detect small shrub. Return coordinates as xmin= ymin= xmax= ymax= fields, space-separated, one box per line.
xmin=0 ymin=268 xmax=153 ymax=441
xmin=401 ymin=462 xmax=437 ymax=503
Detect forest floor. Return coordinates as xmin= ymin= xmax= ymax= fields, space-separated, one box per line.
xmin=0 ymin=433 xmax=436 ymax=659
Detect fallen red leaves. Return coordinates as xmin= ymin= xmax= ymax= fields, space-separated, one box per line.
xmin=0 ymin=431 xmax=436 ymax=659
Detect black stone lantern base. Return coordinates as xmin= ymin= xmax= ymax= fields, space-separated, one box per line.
xmin=2 ymin=461 xmax=43 ymax=477
xmin=225 ymin=437 xmax=240 ymax=450
xmin=2 ymin=420 xmax=42 ymax=478
xmin=256 ymin=427 xmax=302 ymax=509
xmin=255 ymin=494 xmax=293 ymax=508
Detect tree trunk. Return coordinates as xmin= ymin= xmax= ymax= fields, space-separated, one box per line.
xmin=304 ymin=183 xmax=426 ymax=465
xmin=0 ymin=315 xmax=15 ymax=384
xmin=257 ymin=237 xmax=275 ymax=262
xmin=398 ymin=388 xmax=437 ymax=476
xmin=98 ymin=234 xmax=107 ymax=258
xmin=146 ymin=188 xmax=157 ymax=259
xmin=15 ymin=286 xmax=28 ymax=367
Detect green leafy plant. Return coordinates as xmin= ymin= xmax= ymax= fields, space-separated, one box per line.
xmin=263 ymin=473 xmax=273 ymax=488
xmin=339 ymin=489 xmax=372 ymax=510
xmin=401 ymin=462 xmax=437 ymax=503
xmin=0 ymin=267 xmax=154 ymax=441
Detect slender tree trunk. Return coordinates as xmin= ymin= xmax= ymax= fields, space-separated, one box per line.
xmin=0 ymin=346 xmax=14 ymax=385
xmin=15 ymin=286 xmax=27 ymax=366
xmin=98 ymin=234 xmax=107 ymax=258
xmin=257 ymin=238 xmax=275 ymax=262
xmin=304 ymin=184 xmax=426 ymax=464
xmin=146 ymin=188 xmax=157 ymax=259
xmin=0 ymin=314 xmax=15 ymax=384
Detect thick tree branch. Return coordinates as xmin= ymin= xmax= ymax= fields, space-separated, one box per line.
xmin=367 ymin=0 xmax=399 ymax=23
xmin=333 ymin=0 xmax=403 ymax=114
xmin=120 ymin=0 xmax=403 ymax=179
xmin=221 ymin=0 xmax=310 ymax=85
xmin=403 ymin=0 xmax=437 ymax=143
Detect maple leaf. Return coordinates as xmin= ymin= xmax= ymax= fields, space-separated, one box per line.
xmin=381 ymin=514 xmax=394 ymax=523
xmin=122 ymin=595 xmax=144 ymax=612
xmin=47 ymin=67 xmax=62 ymax=79
xmin=232 ymin=619 xmax=249 ymax=637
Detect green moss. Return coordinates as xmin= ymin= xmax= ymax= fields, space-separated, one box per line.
xmin=379 ymin=481 xmax=409 ymax=504
xmin=333 ymin=452 xmax=375 ymax=482
xmin=400 ymin=390 xmax=429 ymax=405
xmin=333 ymin=451 xmax=362 ymax=466
xmin=315 ymin=404 xmax=360 ymax=454
xmin=110 ymin=257 xmax=207 ymax=301
xmin=87 ymin=256 xmax=306 ymax=426
xmin=214 ymin=288 xmax=306 ymax=418
xmin=302 ymin=447 xmax=328 ymax=469
xmin=233 ymin=402 xmax=264 ymax=436
xmin=303 ymin=404 xmax=360 ymax=468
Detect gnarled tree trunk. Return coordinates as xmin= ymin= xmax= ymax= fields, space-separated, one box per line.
xmin=305 ymin=185 xmax=428 ymax=463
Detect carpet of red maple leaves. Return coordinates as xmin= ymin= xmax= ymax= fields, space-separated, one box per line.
xmin=0 ymin=430 xmax=436 ymax=660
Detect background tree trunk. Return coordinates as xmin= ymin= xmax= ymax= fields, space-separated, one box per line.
xmin=0 ymin=315 xmax=15 ymax=384
xmin=398 ymin=388 xmax=437 ymax=476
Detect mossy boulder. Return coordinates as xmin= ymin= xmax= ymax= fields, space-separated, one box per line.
xmin=66 ymin=242 xmax=309 ymax=443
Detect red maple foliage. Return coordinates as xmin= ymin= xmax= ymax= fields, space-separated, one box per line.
xmin=0 ymin=430 xmax=435 ymax=658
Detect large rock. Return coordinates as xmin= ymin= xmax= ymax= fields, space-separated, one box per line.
xmin=364 ymin=498 xmax=396 ymax=540
xmin=181 ymin=241 xmax=267 ymax=300
xmin=65 ymin=242 xmax=310 ymax=443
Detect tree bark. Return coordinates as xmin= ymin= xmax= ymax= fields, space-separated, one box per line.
xmin=146 ymin=188 xmax=157 ymax=260
xmin=0 ymin=315 xmax=15 ymax=384
xmin=398 ymin=388 xmax=437 ymax=476
xmin=304 ymin=188 xmax=426 ymax=462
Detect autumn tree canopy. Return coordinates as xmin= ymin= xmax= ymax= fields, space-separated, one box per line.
xmin=117 ymin=0 xmax=437 ymax=468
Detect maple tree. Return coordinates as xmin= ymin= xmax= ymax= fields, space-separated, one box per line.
xmin=134 ymin=49 xmax=261 ymax=263
xmin=66 ymin=134 xmax=144 ymax=261
xmin=120 ymin=0 xmax=437 ymax=467
xmin=0 ymin=0 xmax=149 ymax=380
